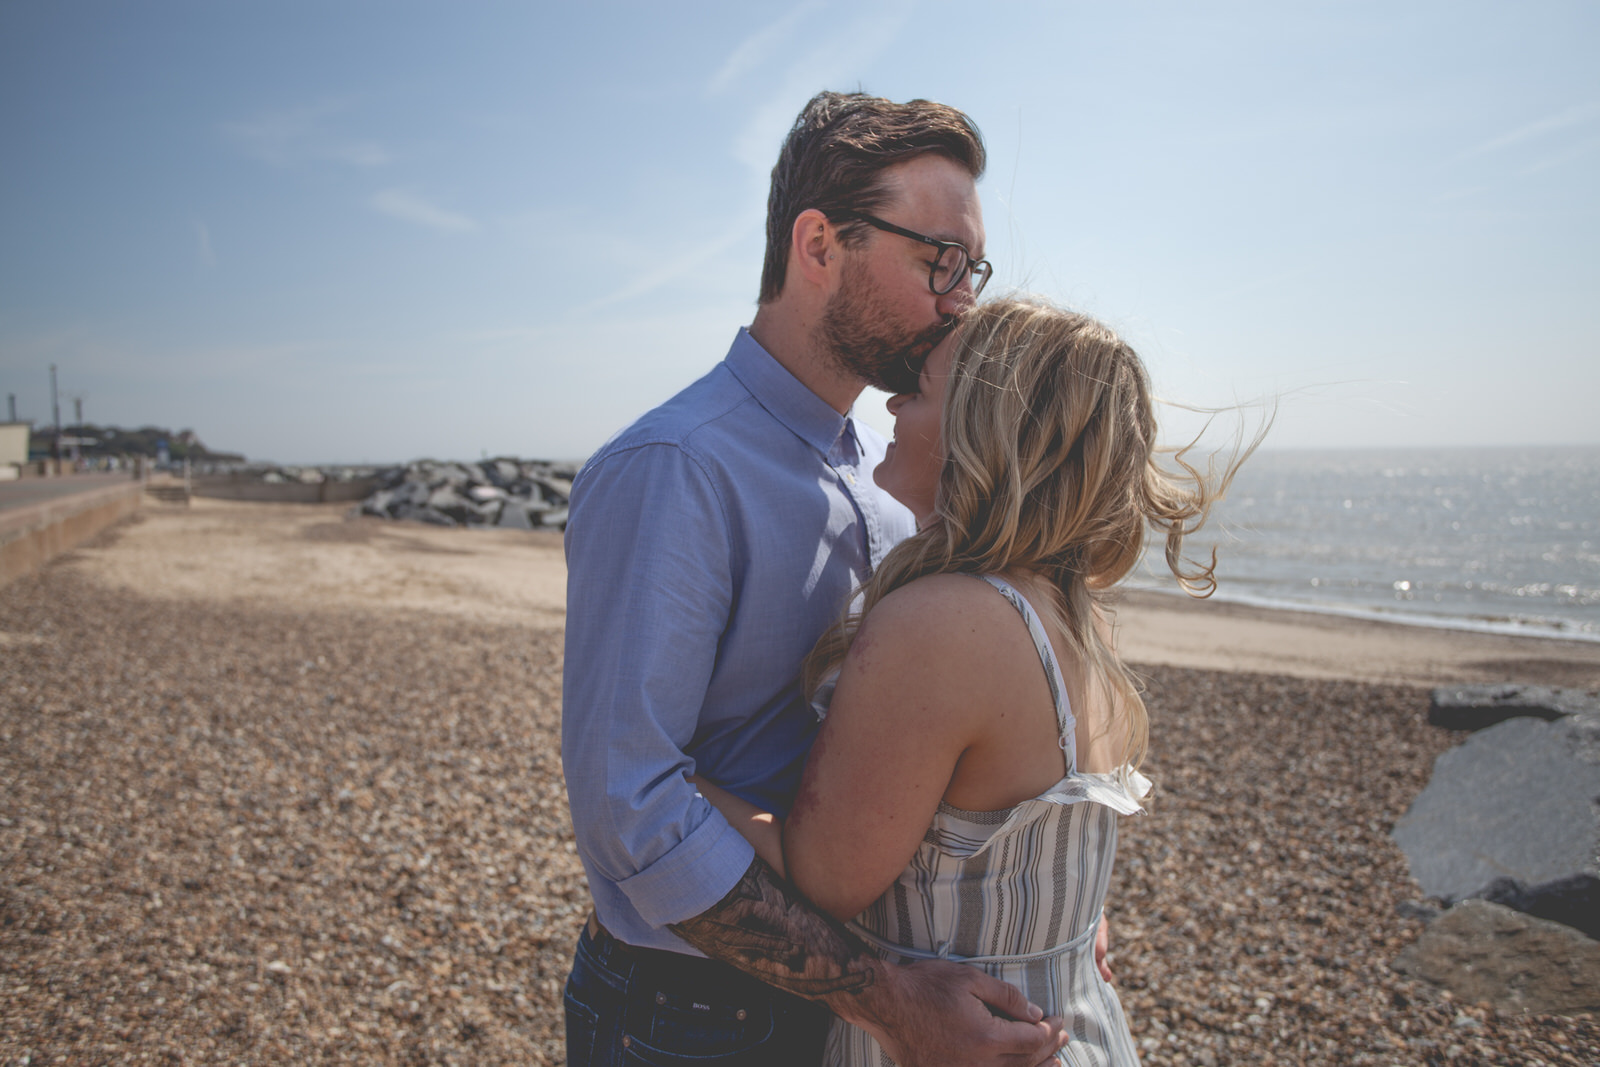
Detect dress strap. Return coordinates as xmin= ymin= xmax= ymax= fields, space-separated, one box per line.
xmin=977 ymin=575 xmax=1076 ymax=767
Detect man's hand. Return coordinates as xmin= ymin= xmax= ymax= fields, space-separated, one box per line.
xmin=836 ymin=958 xmax=1068 ymax=1067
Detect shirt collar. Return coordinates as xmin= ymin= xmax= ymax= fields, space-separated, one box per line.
xmin=725 ymin=328 xmax=854 ymax=457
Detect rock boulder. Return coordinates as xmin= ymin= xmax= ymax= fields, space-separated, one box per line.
xmin=1391 ymin=899 xmax=1600 ymax=1016
xmin=1428 ymin=684 xmax=1600 ymax=731
xmin=1391 ymin=711 xmax=1600 ymax=936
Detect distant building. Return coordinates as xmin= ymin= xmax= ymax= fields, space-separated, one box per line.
xmin=0 ymin=421 xmax=30 ymax=479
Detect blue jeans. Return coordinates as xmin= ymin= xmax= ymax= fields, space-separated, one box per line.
xmin=563 ymin=920 xmax=829 ymax=1066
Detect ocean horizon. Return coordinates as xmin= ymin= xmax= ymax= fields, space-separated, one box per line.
xmin=1127 ymin=444 xmax=1600 ymax=645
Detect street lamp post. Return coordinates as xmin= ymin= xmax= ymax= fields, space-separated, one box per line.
xmin=50 ymin=365 xmax=61 ymax=476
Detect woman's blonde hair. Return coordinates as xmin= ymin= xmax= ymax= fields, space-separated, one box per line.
xmin=806 ymin=296 xmax=1255 ymax=776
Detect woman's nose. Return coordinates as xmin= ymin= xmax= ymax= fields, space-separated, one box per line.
xmin=886 ymin=393 xmax=909 ymax=415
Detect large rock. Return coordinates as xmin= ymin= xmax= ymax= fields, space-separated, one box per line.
xmin=1480 ymin=873 xmax=1600 ymax=941
xmin=1429 ymin=684 xmax=1600 ymax=731
xmin=495 ymin=501 xmax=533 ymax=530
xmin=487 ymin=459 xmax=521 ymax=487
xmin=531 ymin=473 xmax=574 ymax=502
xmin=391 ymin=503 xmax=455 ymax=527
xmin=1391 ymin=899 xmax=1600 ymax=1016
xmin=1391 ymin=712 xmax=1600 ymax=935
xmin=435 ymin=462 xmax=475 ymax=487
xmin=360 ymin=488 xmax=394 ymax=517
xmin=391 ymin=480 xmax=431 ymax=508
xmin=426 ymin=485 xmax=473 ymax=519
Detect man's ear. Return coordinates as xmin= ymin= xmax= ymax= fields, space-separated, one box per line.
xmin=789 ymin=208 xmax=840 ymax=288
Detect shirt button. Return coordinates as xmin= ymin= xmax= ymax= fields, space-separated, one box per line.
xmin=845 ymin=472 xmax=856 ymax=484
xmin=622 ymin=1035 xmax=632 ymax=1048
xmin=655 ymin=992 xmax=667 ymax=1005
xmin=736 ymin=1008 xmax=748 ymax=1021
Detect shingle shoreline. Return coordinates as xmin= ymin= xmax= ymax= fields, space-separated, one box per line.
xmin=2 ymin=521 xmax=1597 ymax=1064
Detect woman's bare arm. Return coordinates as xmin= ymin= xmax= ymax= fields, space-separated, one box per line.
xmin=783 ymin=575 xmax=1034 ymax=919
xmin=686 ymin=577 xmax=995 ymax=921
xmin=686 ymin=774 xmax=787 ymax=879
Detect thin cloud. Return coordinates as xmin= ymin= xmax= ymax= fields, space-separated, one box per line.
xmin=371 ymin=189 xmax=479 ymax=233
xmin=222 ymin=101 xmax=393 ymax=169
xmin=327 ymin=141 xmax=392 ymax=167
xmin=1457 ymin=100 xmax=1600 ymax=161
xmin=707 ymin=2 xmax=825 ymax=96
xmin=183 ymin=339 xmax=335 ymax=377
xmin=0 ymin=324 xmax=331 ymax=381
xmin=455 ymin=325 xmax=554 ymax=346
xmin=573 ymin=222 xmax=755 ymax=314
xmin=731 ymin=3 xmax=914 ymax=176
xmin=1518 ymin=134 xmax=1600 ymax=176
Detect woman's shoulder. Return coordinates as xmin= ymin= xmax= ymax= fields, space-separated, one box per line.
xmin=871 ymin=571 xmax=1013 ymax=620
xmin=859 ymin=572 xmax=1039 ymax=666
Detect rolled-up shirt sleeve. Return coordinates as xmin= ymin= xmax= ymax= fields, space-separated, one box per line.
xmin=561 ymin=442 xmax=756 ymax=930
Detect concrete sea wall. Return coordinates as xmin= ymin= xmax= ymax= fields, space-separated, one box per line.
xmin=0 ymin=481 xmax=144 ymax=587
xmin=191 ymin=473 xmax=380 ymax=504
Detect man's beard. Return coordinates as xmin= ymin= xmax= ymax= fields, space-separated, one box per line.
xmin=820 ymin=268 xmax=955 ymax=395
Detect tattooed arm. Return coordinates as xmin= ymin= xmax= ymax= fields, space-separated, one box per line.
xmin=670 ymin=857 xmax=1069 ymax=1067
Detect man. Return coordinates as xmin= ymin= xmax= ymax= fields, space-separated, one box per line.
xmin=561 ymin=91 xmax=1069 ymax=1066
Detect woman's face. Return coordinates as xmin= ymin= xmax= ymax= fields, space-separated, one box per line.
xmin=873 ymin=331 xmax=956 ymax=527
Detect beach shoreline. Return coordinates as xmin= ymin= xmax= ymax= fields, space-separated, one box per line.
xmin=1115 ymin=588 xmax=1600 ymax=689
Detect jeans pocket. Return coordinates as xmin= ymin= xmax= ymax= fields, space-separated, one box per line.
xmin=617 ymin=985 xmax=777 ymax=1066
xmin=563 ymin=975 xmax=602 ymax=1066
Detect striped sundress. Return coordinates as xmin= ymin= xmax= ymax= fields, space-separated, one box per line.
xmin=820 ymin=574 xmax=1148 ymax=1067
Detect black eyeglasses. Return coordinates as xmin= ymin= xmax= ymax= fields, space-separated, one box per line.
xmin=831 ymin=209 xmax=991 ymax=297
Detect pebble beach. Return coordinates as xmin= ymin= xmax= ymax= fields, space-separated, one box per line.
xmin=3 ymin=498 xmax=1598 ymax=1065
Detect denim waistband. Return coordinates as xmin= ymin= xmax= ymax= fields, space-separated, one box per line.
xmin=583 ymin=914 xmax=797 ymax=998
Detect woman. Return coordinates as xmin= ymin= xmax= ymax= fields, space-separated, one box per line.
xmin=697 ymin=296 xmax=1245 ymax=1066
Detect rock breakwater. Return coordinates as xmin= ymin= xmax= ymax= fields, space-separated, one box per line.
xmin=357 ymin=458 xmax=577 ymax=530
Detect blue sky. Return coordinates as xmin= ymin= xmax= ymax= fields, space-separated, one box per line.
xmin=2 ymin=1 xmax=1596 ymax=464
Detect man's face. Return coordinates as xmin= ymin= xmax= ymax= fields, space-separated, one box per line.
xmin=821 ymin=154 xmax=985 ymax=395
xmin=872 ymin=328 xmax=957 ymax=526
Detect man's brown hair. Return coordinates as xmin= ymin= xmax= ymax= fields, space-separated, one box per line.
xmin=759 ymin=91 xmax=986 ymax=304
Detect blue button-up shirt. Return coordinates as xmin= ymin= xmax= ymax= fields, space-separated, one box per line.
xmin=561 ymin=328 xmax=915 ymax=953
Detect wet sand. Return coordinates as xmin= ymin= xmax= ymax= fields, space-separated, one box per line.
xmin=1115 ymin=589 xmax=1600 ymax=689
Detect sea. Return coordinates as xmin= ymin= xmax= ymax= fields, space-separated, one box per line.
xmin=1125 ymin=446 xmax=1600 ymax=644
